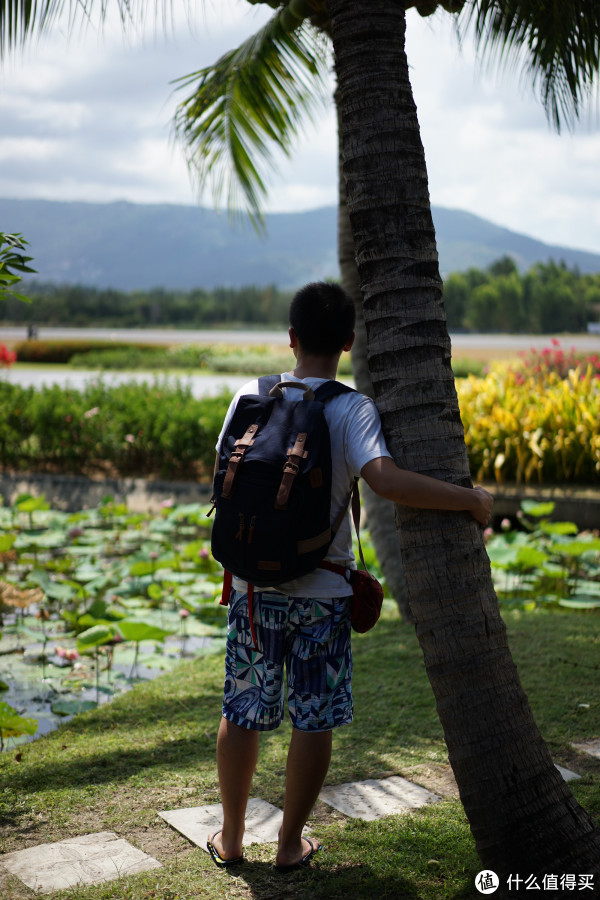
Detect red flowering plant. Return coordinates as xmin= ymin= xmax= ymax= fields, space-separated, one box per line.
xmin=512 ymin=338 xmax=600 ymax=383
xmin=1 ymin=232 xmax=35 ymax=369
xmin=0 ymin=344 xmax=16 ymax=367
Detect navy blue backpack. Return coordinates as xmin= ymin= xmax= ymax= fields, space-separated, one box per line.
xmin=210 ymin=375 xmax=355 ymax=589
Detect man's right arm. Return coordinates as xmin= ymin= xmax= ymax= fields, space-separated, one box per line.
xmin=361 ymin=457 xmax=493 ymax=527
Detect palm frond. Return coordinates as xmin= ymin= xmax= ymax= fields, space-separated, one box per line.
xmin=173 ymin=10 xmax=330 ymax=230
xmin=1 ymin=0 xmax=55 ymax=51
xmin=0 ymin=0 xmax=172 ymax=55
xmin=461 ymin=0 xmax=600 ymax=131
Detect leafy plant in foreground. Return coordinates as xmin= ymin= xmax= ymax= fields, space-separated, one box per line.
xmin=0 ymin=232 xmax=35 ymax=304
xmin=0 ymin=700 xmax=37 ymax=750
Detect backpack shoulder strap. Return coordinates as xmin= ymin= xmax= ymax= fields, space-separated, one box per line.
xmin=257 ymin=375 xmax=281 ymax=396
xmin=313 ymin=380 xmax=356 ymax=404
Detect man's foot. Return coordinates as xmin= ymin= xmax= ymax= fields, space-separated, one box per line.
xmin=206 ymin=830 xmax=244 ymax=868
xmin=274 ymin=836 xmax=322 ymax=873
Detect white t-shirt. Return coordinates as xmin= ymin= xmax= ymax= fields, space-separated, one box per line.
xmin=216 ymin=373 xmax=392 ymax=597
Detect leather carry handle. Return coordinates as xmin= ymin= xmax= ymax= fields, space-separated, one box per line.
xmin=268 ymin=382 xmax=315 ymax=401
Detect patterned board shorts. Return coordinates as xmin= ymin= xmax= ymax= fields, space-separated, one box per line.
xmin=223 ymin=588 xmax=353 ymax=732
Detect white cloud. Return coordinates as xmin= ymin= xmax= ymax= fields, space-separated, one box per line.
xmin=404 ymin=9 xmax=600 ymax=253
xmin=0 ymin=1 xmax=599 ymax=256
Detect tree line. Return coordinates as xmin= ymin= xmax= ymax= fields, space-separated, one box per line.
xmin=0 ymin=283 xmax=293 ymax=329
xmin=445 ymin=257 xmax=600 ymax=333
xmin=1 ymin=258 xmax=599 ymax=333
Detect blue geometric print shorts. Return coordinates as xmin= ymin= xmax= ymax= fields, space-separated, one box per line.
xmin=222 ymin=588 xmax=353 ymax=732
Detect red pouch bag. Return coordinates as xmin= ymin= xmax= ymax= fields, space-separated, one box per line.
xmin=347 ymin=568 xmax=384 ymax=633
xmin=319 ymin=480 xmax=384 ymax=634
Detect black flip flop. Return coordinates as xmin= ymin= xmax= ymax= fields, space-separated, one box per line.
xmin=274 ymin=837 xmax=322 ymax=873
xmin=206 ymin=831 xmax=244 ymax=868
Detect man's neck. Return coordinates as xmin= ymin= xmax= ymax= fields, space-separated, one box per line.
xmin=291 ymin=357 xmax=339 ymax=380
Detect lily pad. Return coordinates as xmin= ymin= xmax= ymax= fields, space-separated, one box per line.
xmin=50 ymin=699 xmax=98 ymax=716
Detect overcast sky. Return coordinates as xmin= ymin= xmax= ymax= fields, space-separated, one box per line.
xmin=1 ymin=0 xmax=600 ymax=254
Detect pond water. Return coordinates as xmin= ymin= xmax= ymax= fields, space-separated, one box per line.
xmin=0 ymin=609 xmax=221 ymax=749
xmin=3 ymin=369 xmax=251 ymax=398
xmin=0 ymin=498 xmax=227 ymax=753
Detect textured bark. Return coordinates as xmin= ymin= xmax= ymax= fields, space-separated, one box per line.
xmin=336 ymin=92 xmax=412 ymax=622
xmin=328 ymin=0 xmax=600 ymax=880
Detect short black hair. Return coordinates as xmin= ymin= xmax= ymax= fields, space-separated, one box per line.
xmin=289 ymin=282 xmax=355 ymax=355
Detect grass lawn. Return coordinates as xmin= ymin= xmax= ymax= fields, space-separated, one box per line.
xmin=1 ymin=605 xmax=599 ymax=900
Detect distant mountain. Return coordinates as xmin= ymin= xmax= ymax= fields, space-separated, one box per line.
xmin=2 ymin=197 xmax=600 ymax=291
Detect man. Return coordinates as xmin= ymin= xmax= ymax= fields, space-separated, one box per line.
xmin=207 ymin=282 xmax=493 ymax=872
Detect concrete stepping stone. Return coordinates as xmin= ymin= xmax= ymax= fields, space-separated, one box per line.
xmin=319 ymin=776 xmax=440 ymax=821
xmin=555 ymin=763 xmax=581 ymax=782
xmin=0 ymin=831 xmax=161 ymax=894
xmin=159 ymin=797 xmax=283 ymax=847
xmin=572 ymin=738 xmax=600 ymax=760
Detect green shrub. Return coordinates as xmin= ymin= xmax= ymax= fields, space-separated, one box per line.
xmin=69 ymin=345 xmax=212 ymax=370
xmin=451 ymin=357 xmax=485 ymax=378
xmin=0 ymin=380 xmax=232 ymax=479
xmin=15 ymin=340 xmax=169 ymax=364
xmin=0 ymin=383 xmax=35 ymax=469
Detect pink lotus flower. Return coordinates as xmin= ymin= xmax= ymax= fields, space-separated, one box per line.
xmin=198 ymin=548 xmax=209 ymax=559
xmin=179 ymin=608 xmax=190 ymax=619
xmin=84 ymin=407 xmax=99 ymax=419
xmin=160 ymin=498 xmax=175 ymax=508
xmin=125 ymin=434 xmax=135 ymax=443
xmin=55 ymin=645 xmax=79 ymax=661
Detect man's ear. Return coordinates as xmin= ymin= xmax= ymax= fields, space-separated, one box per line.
xmin=343 ymin=332 xmax=355 ymax=353
xmin=289 ymin=327 xmax=299 ymax=349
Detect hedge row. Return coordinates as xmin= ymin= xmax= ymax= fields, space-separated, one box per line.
xmin=14 ymin=340 xmax=171 ymax=364
xmin=0 ymin=381 xmax=231 ymax=479
xmin=1 ymin=363 xmax=599 ymax=484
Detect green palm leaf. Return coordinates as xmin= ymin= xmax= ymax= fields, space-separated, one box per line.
xmin=0 ymin=0 xmax=170 ymax=53
xmin=462 ymin=0 xmax=600 ymax=131
xmin=173 ymin=10 xmax=330 ymax=229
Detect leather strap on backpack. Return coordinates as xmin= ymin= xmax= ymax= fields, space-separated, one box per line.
xmin=275 ymin=432 xmax=309 ymax=509
xmin=221 ymin=424 xmax=258 ymax=499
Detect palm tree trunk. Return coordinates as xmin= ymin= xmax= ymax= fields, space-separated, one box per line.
xmin=327 ymin=0 xmax=600 ymax=879
xmin=336 ymin=90 xmax=412 ymax=623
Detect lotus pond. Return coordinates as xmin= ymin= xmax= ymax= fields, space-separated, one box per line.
xmin=2 ymin=491 xmax=599 ymax=754
xmin=0 ymin=494 xmax=227 ymax=751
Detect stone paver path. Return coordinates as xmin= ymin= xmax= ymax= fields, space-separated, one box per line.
xmin=573 ymin=738 xmax=600 ymax=760
xmin=159 ymin=798 xmax=284 ymax=847
xmin=555 ymin=764 xmax=581 ymax=782
xmin=0 ymin=751 xmax=594 ymax=894
xmin=319 ymin=776 xmax=440 ymax=821
xmin=0 ymin=832 xmax=161 ymax=894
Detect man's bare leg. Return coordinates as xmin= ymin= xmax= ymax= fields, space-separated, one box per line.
xmin=276 ymin=728 xmax=332 ymax=868
xmin=209 ymin=716 xmax=259 ymax=860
